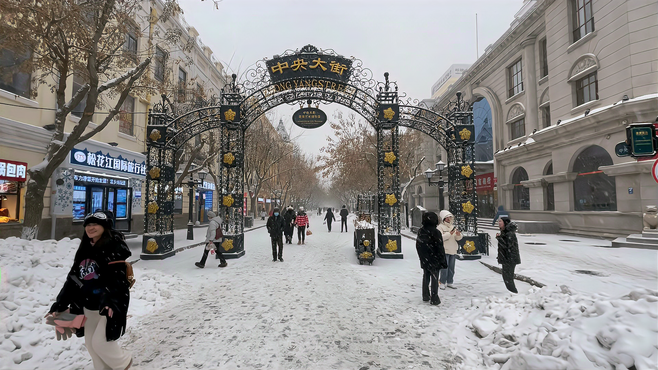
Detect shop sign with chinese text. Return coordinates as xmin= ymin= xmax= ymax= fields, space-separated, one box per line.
xmin=0 ymin=159 xmax=28 ymax=182
xmin=475 ymin=172 xmax=494 ymax=191
xmin=74 ymin=174 xmax=128 ymax=186
xmin=70 ymin=148 xmax=146 ymax=177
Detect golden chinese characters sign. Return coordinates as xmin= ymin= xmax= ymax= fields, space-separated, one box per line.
xmin=266 ymin=52 xmax=352 ymax=84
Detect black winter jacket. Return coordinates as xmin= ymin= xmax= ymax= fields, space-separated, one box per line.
xmin=496 ymin=222 xmax=521 ymax=265
xmin=415 ymin=226 xmax=448 ymax=272
xmin=267 ymin=214 xmax=286 ymax=237
xmin=50 ymin=230 xmax=131 ymax=341
xmin=324 ymin=210 xmax=336 ymax=223
xmin=340 ymin=208 xmax=349 ymax=219
xmin=283 ymin=209 xmax=296 ymax=234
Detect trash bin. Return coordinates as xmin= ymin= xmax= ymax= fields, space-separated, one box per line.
xmin=244 ymin=216 xmax=254 ymax=228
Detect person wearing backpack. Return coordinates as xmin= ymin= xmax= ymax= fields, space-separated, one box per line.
xmin=47 ymin=211 xmax=133 ymax=370
xmin=195 ymin=210 xmax=228 ymax=268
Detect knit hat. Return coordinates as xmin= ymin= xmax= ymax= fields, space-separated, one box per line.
xmin=207 ymin=210 xmax=216 ymax=218
xmin=273 ymin=207 xmax=280 ymax=213
xmin=422 ymin=211 xmax=439 ymax=227
xmin=439 ymin=210 xmax=453 ymax=222
xmin=83 ymin=211 xmax=112 ymax=230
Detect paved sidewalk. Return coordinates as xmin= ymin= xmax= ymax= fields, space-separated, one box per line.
xmin=125 ymin=218 xmax=268 ymax=261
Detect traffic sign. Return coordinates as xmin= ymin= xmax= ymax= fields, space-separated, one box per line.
xmin=615 ymin=141 xmax=631 ymax=157
xmin=652 ymin=159 xmax=658 ymax=184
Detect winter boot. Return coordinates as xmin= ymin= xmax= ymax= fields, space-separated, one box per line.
xmin=430 ymin=296 xmax=441 ymax=305
xmin=218 ymin=261 xmax=228 ymax=268
xmin=278 ymin=257 xmax=284 ymax=262
xmin=195 ymin=262 xmax=205 ymax=269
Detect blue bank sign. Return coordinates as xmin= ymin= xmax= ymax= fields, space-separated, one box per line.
xmin=70 ymin=148 xmax=146 ymax=177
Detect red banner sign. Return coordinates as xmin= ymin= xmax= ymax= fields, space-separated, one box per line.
xmin=0 ymin=159 xmax=28 ymax=182
xmin=475 ymin=172 xmax=494 ymax=191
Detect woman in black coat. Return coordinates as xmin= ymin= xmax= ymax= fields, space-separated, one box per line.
xmin=283 ymin=206 xmax=296 ymax=244
xmin=48 ymin=212 xmax=132 ymax=370
xmin=324 ymin=208 xmax=336 ymax=232
xmin=496 ymin=216 xmax=521 ymax=293
xmin=415 ymin=211 xmax=448 ymax=305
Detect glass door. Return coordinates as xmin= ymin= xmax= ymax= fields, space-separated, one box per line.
xmin=90 ymin=187 xmax=104 ymax=213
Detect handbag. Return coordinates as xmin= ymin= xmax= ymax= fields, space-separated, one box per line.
xmin=306 ymin=229 xmax=312 ymax=236
xmin=108 ymin=260 xmax=135 ymax=289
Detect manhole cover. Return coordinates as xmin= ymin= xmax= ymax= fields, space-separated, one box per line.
xmin=574 ymin=269 xmax=608 ymax=276
xmin=560 ymin=239 xmax=581 ymax=242
xmin=525 ymin=242 xmax=546 ymax=245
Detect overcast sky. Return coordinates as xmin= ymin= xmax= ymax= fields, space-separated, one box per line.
xmin=178 ymin=0 xmax=524 ymax=158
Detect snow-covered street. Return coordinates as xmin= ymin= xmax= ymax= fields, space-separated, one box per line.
xmin=1 ymin=214 xmax=657 ymax=369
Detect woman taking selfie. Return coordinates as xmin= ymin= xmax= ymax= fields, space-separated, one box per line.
xmin=47 ymin=211 xmax=133 ymax=370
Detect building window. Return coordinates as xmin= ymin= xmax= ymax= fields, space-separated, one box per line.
xmin=508 ymin=59 xmax=523 ymax=98
xmin=71 ymin=74 xmax=88 ymax=118
xmin=572 ymin=0 xmax=594 ymax=42
xmin=510 ymin=118 xmax=525 ymax=140
xmin=0 ymin=48 xmax=32 ymax=98
xmin=573 ymin=146 xmax=615 ymax=211
xmin=154 ymin=47 xmax=166 ymax=82
xmin=177 ymin=68 xmax=187 ymax=102
xmin=544 ymin=162 xmax=554 ymax=211
xmin=124 ymin=29 xmax=137 ymax=59
xmin=512 ymin=167 xmax=530 ymax=210
xmin=540 ymin=38 xmax=548 ymax=78
xmin=541 ymin=105 xmax=551 ymax=128
xmin=576 ymin=72 xmax=598 ymax=106
xmin=118 ymin=96 xmax=134 ymax=136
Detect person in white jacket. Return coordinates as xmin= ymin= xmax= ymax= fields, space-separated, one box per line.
xmin=195 ymin=211 xmax=228 ymax=268
xmin=438 ymin=210 xmax=462 ymax=289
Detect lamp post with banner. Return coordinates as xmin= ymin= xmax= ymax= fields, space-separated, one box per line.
xmin=177 ymin=168 xmax=207 ymax=240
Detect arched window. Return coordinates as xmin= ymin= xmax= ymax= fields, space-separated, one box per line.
xmin=544 ymin=162 xmax=555 ymax=211
xmin=512 ymin=167 xmax=530 ymax=210
xmin=573 ymin=146 xmax=616 ymax=211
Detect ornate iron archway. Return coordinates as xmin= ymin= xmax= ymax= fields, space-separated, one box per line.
xmin=141 ymin=45 xmax=484 ymax=260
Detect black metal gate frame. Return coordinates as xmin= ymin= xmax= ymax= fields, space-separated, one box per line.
xmin=141 ymin=45 xmax=481 ymax=260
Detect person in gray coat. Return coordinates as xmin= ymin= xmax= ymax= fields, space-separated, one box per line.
xmin=195 ymin=211 xmax=228 ymax=268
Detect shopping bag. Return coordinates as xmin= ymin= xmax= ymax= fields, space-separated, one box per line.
xmin=306 ymin=229 xmax=312 ymax=236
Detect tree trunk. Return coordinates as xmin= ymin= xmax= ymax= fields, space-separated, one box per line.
xmin=21 ymin=170 xmax=49 ymax=240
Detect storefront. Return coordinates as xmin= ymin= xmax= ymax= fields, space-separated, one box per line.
xmin=0 ymin=159 xmax=27 ymax=224
xmin=196 ymin=181 xmax=215 ymax=223
xmin=50 ymin=142 xmax=145 ymax=236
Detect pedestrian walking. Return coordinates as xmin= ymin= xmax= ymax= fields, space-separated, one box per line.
xmin=267 ymin=207 xmax=286 ymax=262
xmin=324 ymin=207 xmax=336 ymax=232
xmin=415 ymin=211 xmax=448 ymax=305
xmin=491 ymin=205 xmax=510 ymax=226
xmin=195 ymin=210 xmax=228 ymax=268
xmin=438 ymin=210 xmax=462 ymax=290
xmin=496 ymin=216 xmax=521 ymax=293
xmin=283 ymin=206 xmax=296 ymax=244
xmin=340 ymin=205 xmax=349 ymax=232
xmin=295 ymin=206 xmax=310 ymax=244
xmin=47 ymin=211 xmax=133 ymax=370
xmin=260 ymin=208 xmax=267 ymax=220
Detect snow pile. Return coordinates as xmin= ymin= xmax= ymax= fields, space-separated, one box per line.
xmin=0 ymin=237 xmax=183 ymax=370
xmin=452 ymin=286 xmax=658 ymax=370
xmin=354 ymin=220 xmax=375 ymax=229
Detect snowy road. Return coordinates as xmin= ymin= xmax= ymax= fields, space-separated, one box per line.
xmin=124 ymin=215 xmax=528 ymax=370
xmin=2 ymin=214 xmax=656 ymax=369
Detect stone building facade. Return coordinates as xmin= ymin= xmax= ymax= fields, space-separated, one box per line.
xmin=0 ymin=0 xmax=227 ymax=239
xmin=425 ymin=0 xmax=657 ymax=237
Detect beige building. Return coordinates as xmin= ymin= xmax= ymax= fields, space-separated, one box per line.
xmin=0 ymin=0 xmax=226 ymax=239
xmin=422 ymin=0 xmax=657 ymax=237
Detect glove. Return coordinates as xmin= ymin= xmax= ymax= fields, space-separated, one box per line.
xmin=55 ymin=326 xmax=76 ymax=341
xmin=45 ymin=312 xmax=86 ymax=328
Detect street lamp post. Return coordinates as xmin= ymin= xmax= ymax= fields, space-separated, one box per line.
xmin=179 ymin=169 xmax=207 ymax=240
xmin=424 ymin=160 xmax=446 ymax=210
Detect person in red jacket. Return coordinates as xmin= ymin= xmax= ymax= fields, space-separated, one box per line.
xmin=295 ymin=206 xmax=310 ymax=244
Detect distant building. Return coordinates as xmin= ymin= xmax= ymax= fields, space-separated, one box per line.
xmin=276 ymin=118 xmax=290 ymax=142
xmin=430 ymin=64 xmax=471 ymax=100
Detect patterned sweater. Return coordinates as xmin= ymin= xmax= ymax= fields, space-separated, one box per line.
xmin=295 ymin=213 xmax=309 ymax=227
